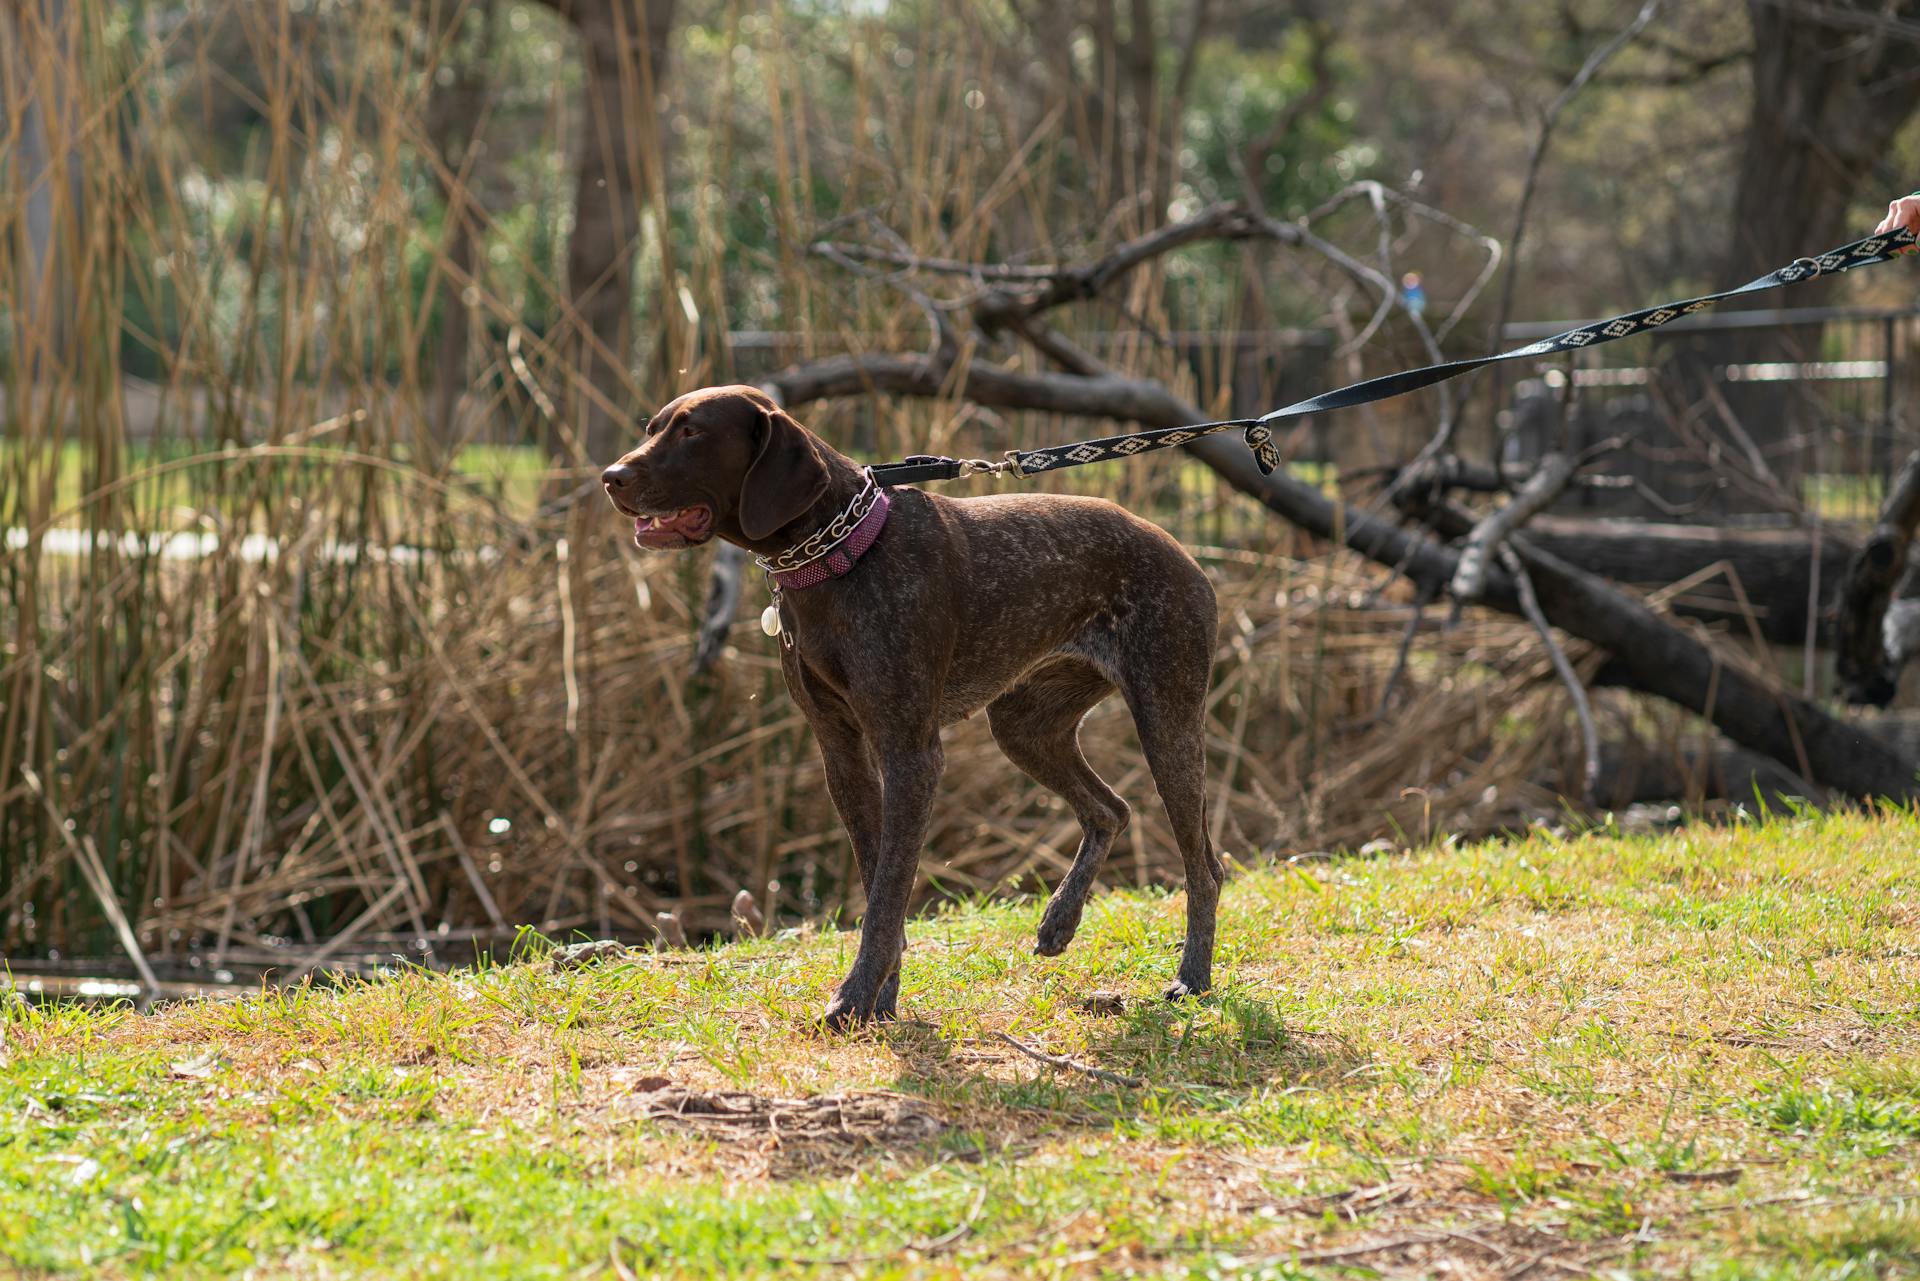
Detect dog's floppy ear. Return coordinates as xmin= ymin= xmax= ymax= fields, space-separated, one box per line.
xmin=738 ymin=402 xmax=831 ymax=541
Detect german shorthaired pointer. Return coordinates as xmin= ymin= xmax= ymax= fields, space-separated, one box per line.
xmin=602 ymin=385 xmax=1222 ymax=1028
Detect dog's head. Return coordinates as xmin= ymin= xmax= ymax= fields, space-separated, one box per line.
xmin=601 ymin=385 xmax=831 ymax=551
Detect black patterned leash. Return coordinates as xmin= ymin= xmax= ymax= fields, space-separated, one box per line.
xmin=869 ymin=225 xmax=1919 ymax=486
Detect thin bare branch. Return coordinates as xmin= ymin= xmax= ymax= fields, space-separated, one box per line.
xmin=1451 ymin=451 xmax=1580 ymax=602
xmin=1501 ymin=546 xmax=1600 ymax=806
xmin=996 ymin=1031 xmax=1145 ymax=1088
xmin=1491 ymin=0 xmax=1663 ymax=345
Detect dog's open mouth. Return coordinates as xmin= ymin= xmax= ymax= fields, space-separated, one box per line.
xmin=629 ymin=505 xmax=713 ymax=549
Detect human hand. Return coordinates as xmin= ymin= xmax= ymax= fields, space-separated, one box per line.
xmin=1876 ymin=193 xmax=1920 ymax=237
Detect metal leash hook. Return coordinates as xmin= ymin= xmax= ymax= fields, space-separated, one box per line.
xmin=955 ymin=453 xmax=1025 ymax=480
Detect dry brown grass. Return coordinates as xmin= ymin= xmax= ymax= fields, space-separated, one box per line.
xmin=2 ymin=0 xmax=1603 ymax=970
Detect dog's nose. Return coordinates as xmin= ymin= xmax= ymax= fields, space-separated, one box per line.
xmin=601 ymin=462 xmax=638 ymax=495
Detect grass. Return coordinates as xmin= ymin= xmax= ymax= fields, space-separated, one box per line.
xmin=5 ymin=808 xmax=1920 ymax=1278
xmin=5 ymin=441 xmax=556 ymax=526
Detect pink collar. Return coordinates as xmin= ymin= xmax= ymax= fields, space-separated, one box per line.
xmin=759 ymin=485 xmax=892 ymax=591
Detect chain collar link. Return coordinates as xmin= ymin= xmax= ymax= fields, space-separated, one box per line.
xmin=754 ymin=469 xmax=882 ymax=577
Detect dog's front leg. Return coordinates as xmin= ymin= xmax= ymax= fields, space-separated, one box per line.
xmin=822 ymin=736 xmax=942 ymax=1030
xmin=808 ymin=709 xmax=904 ymax=1019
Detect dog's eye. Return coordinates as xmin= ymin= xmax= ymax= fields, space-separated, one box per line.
xmin=642 ymin=418 xmax=662 ymax=437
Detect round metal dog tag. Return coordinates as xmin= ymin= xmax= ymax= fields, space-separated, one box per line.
xmin=760 ymin=604 xmax=782 ymax=637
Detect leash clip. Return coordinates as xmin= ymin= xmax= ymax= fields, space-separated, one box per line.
xmin=956 ymin=455 xmax=1025 ymax=480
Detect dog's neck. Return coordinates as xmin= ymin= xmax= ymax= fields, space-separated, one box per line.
xmin=733 ymin=448 xmax=873 ymax=562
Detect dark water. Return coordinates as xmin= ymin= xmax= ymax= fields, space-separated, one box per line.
xmin=4 ymin=954 xmax=406 ymax=1007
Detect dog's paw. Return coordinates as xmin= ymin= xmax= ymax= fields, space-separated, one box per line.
xmin=1034 ymin=900 xmax=1083 ymax=957
xmin=821 ymin=990 xmax=896 ymax=1031
xmin=821 ymin=993 xmax=870 ymax=1031
xmin=1163 ymin=975 xmax=1211 ymax=1003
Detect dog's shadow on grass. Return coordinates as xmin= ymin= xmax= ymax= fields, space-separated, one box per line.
xmin=877 ymin=989 xmax=1369 ymax=1145
xmin=658 ymin=991 xmax=1367 ymax=1180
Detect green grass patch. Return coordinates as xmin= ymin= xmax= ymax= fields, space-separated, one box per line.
xmin=3 ymin=440 xmax=557 ymax=527
xmin=4 ymin=808 xmax=1920 ymax=1276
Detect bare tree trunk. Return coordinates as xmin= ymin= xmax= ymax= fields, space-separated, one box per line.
xmin=536 ymin=0 xmax=678 ymax=466
xmin=1666 ymin=0 xmax=1920 ymax=512
xmin=1724 ymin=1 xmax=1920 ymax=288
xmin=1 ymin=0 xmax=82 ymax=377
xmin=1523 ymin=518 xmax=1854 ymax=648
xmin=423 ymin=0 xmax=498 ymax=468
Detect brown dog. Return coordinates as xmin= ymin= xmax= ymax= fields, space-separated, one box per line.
xmin=602 ymin=385 xmax=1222 ymax=1028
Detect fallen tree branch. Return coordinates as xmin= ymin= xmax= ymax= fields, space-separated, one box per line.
xmin=1592 ymin=738 xmax=1821 ymax=809
xmin=1835 ymin=446 xmax=1920 ymax=705
xmin=1451 ymin=451 xmax=1580 ymax=602
xmin=1419 ymin=499 xmax=1905 ymax=798
xmin=817 ymin=200 xmax=1433 ymax=358
xmin=1524 ymin=518 xmax=1855 ymax=646
xmin=1360 ymin=454 xmax=1533 ymax=497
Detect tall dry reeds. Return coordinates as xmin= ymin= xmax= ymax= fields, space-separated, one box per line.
xmin=2 ymin=0 xmax=1587 ymax=970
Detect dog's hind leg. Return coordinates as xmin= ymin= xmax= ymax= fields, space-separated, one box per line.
xmin=987 ymin=660 xmax=1127 ymax=957
xmin=1117 ymin=602 xmax=1222 ymax=1001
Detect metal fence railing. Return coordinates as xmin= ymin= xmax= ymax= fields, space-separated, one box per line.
xmin=1500 ymin=305 xmax=1920 ymax=525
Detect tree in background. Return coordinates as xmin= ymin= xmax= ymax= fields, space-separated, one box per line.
xmin=420 ymin=0 xmax=500 ymax=468
xmin=1686 ymin=0 xmax=1920 ymax=510
xmin=1727 ymin=0 xmax=1920 ymax=284
xmin=532 ymin=0 xmax=678 ymax=467
xmin=1 ymin=0 xmax=83 ymax=376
